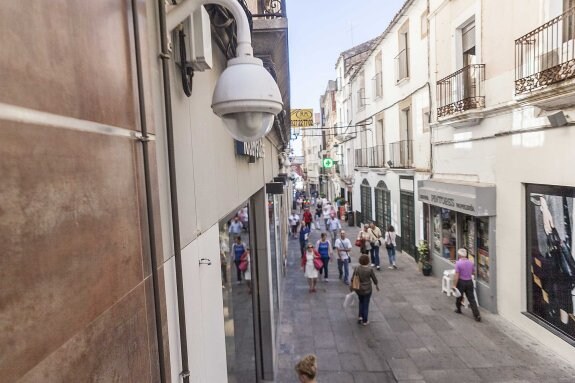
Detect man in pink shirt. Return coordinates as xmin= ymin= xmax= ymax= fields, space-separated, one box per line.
xmin=453 ymin=248 xmax=481 ymax=322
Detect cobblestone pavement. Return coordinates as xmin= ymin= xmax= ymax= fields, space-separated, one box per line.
xmin=275 ymin=221 xmax=575 ymax=382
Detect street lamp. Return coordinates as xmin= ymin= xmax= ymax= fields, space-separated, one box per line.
xmin=167 ymin=0 xmax=283 ymax=142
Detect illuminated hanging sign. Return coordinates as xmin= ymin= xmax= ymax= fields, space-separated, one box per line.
xmin=290 ymin=109 xmax=314 ymax=127
xmin=322 ymin=158 xmax=334 ymax=168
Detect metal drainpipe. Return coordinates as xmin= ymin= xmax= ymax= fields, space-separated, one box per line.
xmin=157 ymin=0 xmax=191 ymax=382
xmin=131 ymin=1 xmax=166 ymax=382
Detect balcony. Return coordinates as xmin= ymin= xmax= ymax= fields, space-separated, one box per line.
xmin=436 ymin=64 xmax=485 ymax=127
xmin=388 ymin=140 xmax=413 ymax=168
xmin=354 ymin=146 xmax=385 ymax=168
xmin=515 ymin=7 xmax=575 ymax=109
xmin=249 ymin=0 xmax=286 ymax=18
xmin=394 ymin=49 xmax=409 ymax=83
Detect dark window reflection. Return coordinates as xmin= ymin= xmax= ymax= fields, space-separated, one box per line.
xmin=220 ymin=205 xmax=256 ymax=382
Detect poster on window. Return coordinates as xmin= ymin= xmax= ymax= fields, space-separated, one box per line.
xmin=527 ymin=184 xmax=575 ymax=341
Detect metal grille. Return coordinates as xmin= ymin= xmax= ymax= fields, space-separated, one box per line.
xmin=515 ymin=6 xmax=575 ymax=94
xmin=437 ymin=64 xmax=485 ymax=118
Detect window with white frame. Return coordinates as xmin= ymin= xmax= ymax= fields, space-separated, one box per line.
xmin=373 ymin=52 xmax=383 ymax=99
xmin=395 ymin=20 xmax=410 ymax=82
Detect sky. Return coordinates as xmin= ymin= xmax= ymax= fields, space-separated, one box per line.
xmin=287 ymin=0 xmax=406 ymax=155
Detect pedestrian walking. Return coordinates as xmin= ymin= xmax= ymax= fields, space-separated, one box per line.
xmin=335 ymin=230 xmax=352 ymax=284
xmin=351 ymin=254 xmax=379 ymax=325
xmin=302 ymin=207 xmax=313 ymax=230
xmin=220 ymin=238 xmax=229 ymax=285
xmin=315 ymin=233 xmax=332 ymax=281
xmin=231 ymin=236 xmax=246 ymax=283
xmin=240 ymin=247 xmax=252 ymax=294
xmin=228 ymin=216 xmax=243 ymax=238
xmin=453 ymin=248 xmax=481 ymax=322
xmin=301 ymin=243 xmax=321 ymax=293
xmin=368 ymin=222 xmax=382 ymax=270
xmin=322 ymin=202 xmax=332 ymax=230
xmin=357 ymin=224 xmax=372 ymax=256
xmin=288 ymin=210 xmax=300 ymax=239
xmin=294 ymin=354 xmax=317 ymax=383
xmin=384 ymin=225 xmax=398 ymax=269
xmin=299 ymin=224 xmax=311 ymax=255
xmin=315 ymin=204 xmax=322 ymax=223
xmin=327 ymin=214 xmax=342 ymax=248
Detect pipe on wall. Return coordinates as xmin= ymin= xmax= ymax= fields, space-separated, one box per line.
xmin=157 ymin=0 xmax=191 ymax=382
xmin=130 ymin=0 xmax=166 ymax=381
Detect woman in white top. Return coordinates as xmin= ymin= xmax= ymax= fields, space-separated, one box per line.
xmin=301 ymin=243 xmax=320 ymax=293
xmin=384 ymin=225 xmax=398 ymax=269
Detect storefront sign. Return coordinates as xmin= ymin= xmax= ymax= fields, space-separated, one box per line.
xmin=290 ymin=109 xmax=314 ymax=127
xmin=418 ymin=180 xmax=496 ymax=216
xmin=235 ymin=139 xmax=264 ymax=159
xmin=322 ymin=158 xmax=333 ymax=168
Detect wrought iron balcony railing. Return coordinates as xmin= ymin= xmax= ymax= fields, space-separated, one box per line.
xmin=394 ymin=48 xmax=409 ymax=82
xmin=515 ymin=7 xmax=575 ymax=94
xmin=354 ymin=146 xmax=385 ymax=168
xmin=251 ymin=0 xmax=286 ymax=18
xmin=388 ymin=140 xmax=413 ymax=168
xmin=436 ymin=64 xmax=485 ymax=118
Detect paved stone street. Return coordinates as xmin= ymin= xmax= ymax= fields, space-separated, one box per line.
xmin=276 ymin=222 xmax=575 ymax=382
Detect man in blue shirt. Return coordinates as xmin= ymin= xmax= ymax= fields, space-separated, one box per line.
xmin=299 ymin=225 xmax=310 ymax=256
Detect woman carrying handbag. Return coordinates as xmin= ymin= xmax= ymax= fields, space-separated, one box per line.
xmin=301 ymin=243 xmax=322 ymax=293
xmin=351 ymin=254 xmax=379 ymax=325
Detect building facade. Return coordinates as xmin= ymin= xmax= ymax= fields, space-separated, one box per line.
xmin=1 ymin=1 xmax=291 ymax=382
xmin=424 ymin=0 xmax=575 ymax=362
xmin=329 ymin=0 xmax=575 ymax=363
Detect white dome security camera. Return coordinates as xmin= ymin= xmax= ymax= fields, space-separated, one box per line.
xmin=212 ymin=55 xmax=283 ymax=142
xmin=167 ymin=0 xmax=283 ymax=142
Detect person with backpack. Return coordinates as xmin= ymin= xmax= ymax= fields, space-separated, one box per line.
xmin=384 ymin=225 xmax=398 ymax=269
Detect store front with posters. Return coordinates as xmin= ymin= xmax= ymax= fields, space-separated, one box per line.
xmin=418 ymin=179 xmax=497 ymax=312
xmin=525 ymin=184 xmax=575 ymax=344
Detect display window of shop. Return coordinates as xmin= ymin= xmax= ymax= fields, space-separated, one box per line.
xmin=440 ymin=208 xmax=457 ymax=261
xmin=526 ymin=184 xmax=575 ymax=343
xmin=219 ymin=206 xmax=257 ymax=382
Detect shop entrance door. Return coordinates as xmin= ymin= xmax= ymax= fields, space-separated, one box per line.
xmin=400 ymin=191 xmax=416 ymax=258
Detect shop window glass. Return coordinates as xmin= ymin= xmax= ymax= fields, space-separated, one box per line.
xmin=440 ymin=209 xmax=457 ymax=261
xmin=477 ymin=218 xmax=490 ymax=283
xmin=526 ymin=184 xmax=575 ymax=342
xmin=219 ymin=207 xmax=257 ymax=382
xmin=432 ymin=206 xmax=442 ymax=258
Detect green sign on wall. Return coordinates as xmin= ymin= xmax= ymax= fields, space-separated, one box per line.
xmin=322 ymin=158 xmax=333 ymax=168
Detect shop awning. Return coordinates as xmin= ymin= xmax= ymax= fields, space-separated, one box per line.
xmin=417 ymin=179 xmax=496 ymax=216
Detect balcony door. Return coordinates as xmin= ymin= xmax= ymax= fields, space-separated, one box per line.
xmin=462 ymin=21 xmax=477 ymax=100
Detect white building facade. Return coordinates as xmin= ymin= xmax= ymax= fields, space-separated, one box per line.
xmin=422 ymin=0 xmax=575 ymax=363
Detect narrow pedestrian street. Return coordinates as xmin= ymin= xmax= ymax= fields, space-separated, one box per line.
xmin=275 ymin=222 xmax=575 ymax=383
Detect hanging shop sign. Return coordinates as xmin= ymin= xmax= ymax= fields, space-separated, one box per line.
xmin=290 ymin=109 xmax=314 ymax=127
xmin=235 ymin=139 xmax=264 ymax=160
xmin=322 ymin=158 xmax=333 ymax=168
xmin=417 ymin=180 xmax=496 ymax=216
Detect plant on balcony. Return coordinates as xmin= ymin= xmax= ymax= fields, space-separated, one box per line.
xmin=417 ymin=240 xmax=432 ymax=276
